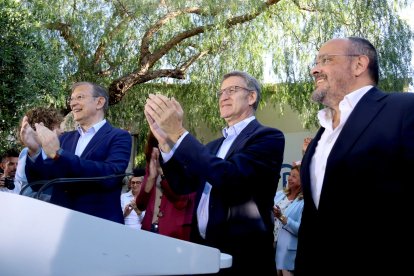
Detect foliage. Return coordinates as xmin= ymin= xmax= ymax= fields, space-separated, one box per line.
xmin=2 ymin=0 xmax=413 ymax=158
xmin=0 ymin=0 xmax=66 ymax=155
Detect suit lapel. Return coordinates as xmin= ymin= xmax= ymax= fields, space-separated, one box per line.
xmin=303 ymin=88 xmax=387 ymax=211
xmin=68 ymin=132 xmax=80 ymax=152
xmin=224 ymin=119 xmax=259 ymax=159
xmin=326 ymin=88 xmax=386 ymax=166
xmin=80 ymin=122 xmax=112 ymax=158
xmin=301 ymin=128 xmax=324 ymax=211
xmin=317 ymin=88 xmax=387 ymax=209
xmin=209 ymin=137 xmax=225 ymax=155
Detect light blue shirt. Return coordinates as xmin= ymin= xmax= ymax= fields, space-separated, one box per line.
xmin=74 ymin=119 xmax=107 ymax=156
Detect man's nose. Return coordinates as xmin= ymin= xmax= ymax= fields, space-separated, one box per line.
xmin=310 ymin=65 xmax=320 ymax=77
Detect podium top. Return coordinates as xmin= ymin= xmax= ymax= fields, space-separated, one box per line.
xmin=0 ymin=192 xmax=232 ymax=275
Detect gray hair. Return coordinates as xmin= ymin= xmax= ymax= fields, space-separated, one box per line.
xmin=222 ymin=71 xmax=261 ymax=110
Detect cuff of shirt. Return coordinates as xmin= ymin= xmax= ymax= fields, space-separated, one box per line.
xmin=160 ymin=131 xmax=189 ymax=163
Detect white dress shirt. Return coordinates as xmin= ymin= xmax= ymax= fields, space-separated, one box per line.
xmin=310 ymin=86 xmax=372 ymax=208
xmin=75 ymin=119 xmax=107 ymax=156
xmin=120 ymin=190 xmax=145 ymax=230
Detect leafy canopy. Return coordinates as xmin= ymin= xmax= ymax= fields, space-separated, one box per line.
xmin=1 ymin=0 xmax=413 ymax=160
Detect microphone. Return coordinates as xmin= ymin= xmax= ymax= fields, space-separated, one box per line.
xmin=22 ymin=173 xmax=133 ymax=200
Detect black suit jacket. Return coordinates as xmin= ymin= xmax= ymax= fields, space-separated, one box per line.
xmin=295 ymin=88 xmax=414 ymax=275
xmin=164 ymin=119 xmax=285 ymax=275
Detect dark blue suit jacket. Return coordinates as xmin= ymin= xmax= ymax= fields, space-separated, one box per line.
xmin=163 ymin=119 xmax=285 ymax=275
xmin=295 ymin=88 xmax=414 ymax=275
xmin=26 ymin=122 xmax=132 ymax=223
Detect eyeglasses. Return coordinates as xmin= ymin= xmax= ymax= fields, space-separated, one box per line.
xmin=67 ymin=94 xmax=99 ymax=105
xmin=131 ymin=181 xmax=142 ymax=185
xmin=217 ymin=86 xmax=252 ymax=98
xmin=313 ymin=54 xmax=360 ymax=67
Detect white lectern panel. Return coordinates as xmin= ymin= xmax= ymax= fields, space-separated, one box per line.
xmin=0 ymin=193 xmax=231 ymax=275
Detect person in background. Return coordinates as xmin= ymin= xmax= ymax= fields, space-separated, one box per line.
xmin=121 ymin=173 xmax=145 ymax=230
xmin=0 ymin=148 xmax=19 ymax=193
xmin=15 ymin=107 xmax=65 ymax=197
xmin=301 ymin=137 xmax=312 ymax=156
xmin=20 ymin=81 xmax=132 ymax=223
xmin=273 ymin=164 xmax=304 ymax=276
xmin=295 ymin=37 xmax=414 ymax=275
xmin=293 ymin=137 xmax=313 ymax=167
xmin=144 ymin=71 xmax=285 ymax=275
xmin=136 ymin=131 xmax=196 ymax=241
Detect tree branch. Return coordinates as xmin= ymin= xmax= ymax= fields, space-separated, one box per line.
xmin=94 ymin=14 xmax=131 ymax=66
xmin=179 ymin=50 xmax=209 ymax=72
xmin=110 ymin=0 xmax=281 ymax=105
xmin=291 ymin=0 xmax=317 ymax=12
xmin=140 ymin=7 xmax=203 ymax=68
xmin=45 ymin=22 xmax=85 ymax=59
xmin=145 ymin=0 xmax=281 ymax=70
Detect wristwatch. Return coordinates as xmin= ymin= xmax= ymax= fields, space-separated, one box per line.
xmin=53 ymin=148 xmax=64 ymax=161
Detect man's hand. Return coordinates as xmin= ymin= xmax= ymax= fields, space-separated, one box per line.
xmin=144 ymin=108 xmax=170 ymax=152
xmin=144 ymin=94 xmax=186 ymax=150
xmin=35 ymin=123 xmax=60 ymax=159
xmin=20 ymin=116 xmax=41 ymax=156
xmin=302 ymin=137 xmax=313 ymax=155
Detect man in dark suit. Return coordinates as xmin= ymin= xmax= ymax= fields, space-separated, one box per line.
xmin=144 ymin=71 xmax=285 ymax=275
xmin=295 ymin=37 xmax=414 ymax=275
xmin=20 ymin=82 xmax=132 ymax=223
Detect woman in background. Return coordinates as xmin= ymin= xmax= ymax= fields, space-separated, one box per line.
xmin=273 ymin=164 xmax=304 ymax=276
xmin=135 ymin=131 xmax=196 ymax=241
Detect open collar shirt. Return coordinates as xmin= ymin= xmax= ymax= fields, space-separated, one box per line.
xmin=310 ymin=86 xmax=372 ymax=208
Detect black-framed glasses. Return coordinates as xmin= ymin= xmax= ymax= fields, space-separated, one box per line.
xmin=131 ymin=181 xmax=142 ymax=185
xmin=313 ymin=54 xmax=360 ymax=67
xmin=67 ymin=95 xmax=99 ymax=105
xmin=217 ymin=86 xmax=252 ymax=98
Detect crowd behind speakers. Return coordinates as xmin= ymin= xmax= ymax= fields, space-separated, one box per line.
xmin=1 ymin=36 xmax=414 ymax=276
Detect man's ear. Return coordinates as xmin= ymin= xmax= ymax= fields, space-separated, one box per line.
xmin=96 ymin=96 xmax=106 ymax=110
xmin=354 ymin=55 xmax=369 ymax=78
xmin=248 ymin=91 xmax=257 ymax=106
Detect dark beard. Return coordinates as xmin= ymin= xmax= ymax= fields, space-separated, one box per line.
xmin=311 ymin=88 xmax=327 ymax=104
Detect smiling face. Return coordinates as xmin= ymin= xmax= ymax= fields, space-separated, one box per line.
xmin=310 ymin=39 xmax=359 ymax=108
xmin=287 ymin=167 xmax=301 ymax=191
xmin=219 ymin=76 xmax=257 ymax=126
xmin=69 ymin=84 xmax=105 ymax=130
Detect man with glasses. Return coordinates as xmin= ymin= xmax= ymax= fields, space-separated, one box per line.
xmin=144 ymin=71 xmax=285 ymax=275
xmin=20 ymin=82 xmax=132 ymax=224
xmin=295 ymin=37 xmax=414 ymax=275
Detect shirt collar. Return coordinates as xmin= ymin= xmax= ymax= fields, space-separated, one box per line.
xmin=222 ymin=116 xmax=255 ymax=138
xmin=77 ymin=119 xmax=107 ymax=135
xmin=317 ymin=85 xmax=373 ymax=129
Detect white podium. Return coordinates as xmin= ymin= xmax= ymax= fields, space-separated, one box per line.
xmin=0 ymin=193 xmax=231 ymax=275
